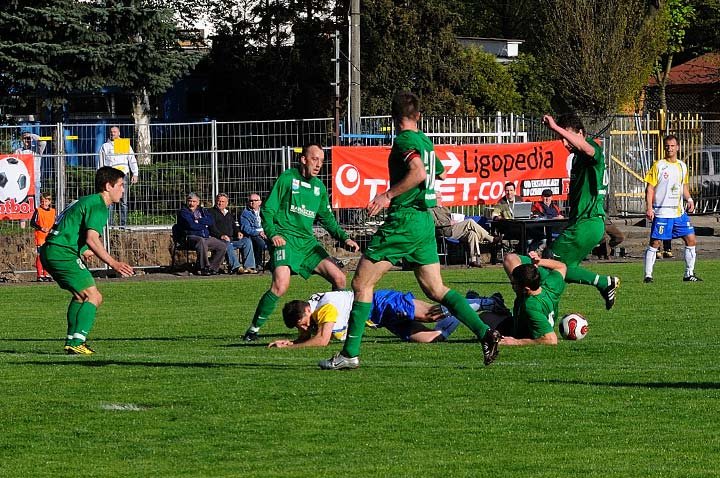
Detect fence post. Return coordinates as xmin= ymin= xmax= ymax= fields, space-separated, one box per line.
xmin=211 ymin=120 xmax=218 ymax=200
xmin=55 ymin=122 xmax=66 ymax=212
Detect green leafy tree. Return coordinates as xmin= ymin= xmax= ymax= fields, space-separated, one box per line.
xmin=98 ymin=0 xmax=202 ymax=163
xmin=0 ymin=0 xmax=109 ymax=116
xmin=539 ymin=0 xmax=668 ymax=119
xmin=459 ymin=48 xmax=522 ymax=114
xmin=653 ymin=0 xmax=696 ymax=113
xmin=684 ymin=0 xmax=720 ymax=55
xmin=507 ymin=53 xmax=554 ymax=116
xmin=360 ymin=0 xmax=473 ymax=115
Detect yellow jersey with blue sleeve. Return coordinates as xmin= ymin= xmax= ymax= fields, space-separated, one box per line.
xmin=645 ymin=159 xmax=688 ymax=218
xmin=308 ymin=291 xmax=353 ymax=341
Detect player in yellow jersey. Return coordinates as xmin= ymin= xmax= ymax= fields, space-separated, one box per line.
xmin=643 ymin=135 xmax=701 ymax=282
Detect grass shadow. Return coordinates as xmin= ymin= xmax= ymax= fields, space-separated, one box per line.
xmin=542 ymin=379 xmax=720 ymax=390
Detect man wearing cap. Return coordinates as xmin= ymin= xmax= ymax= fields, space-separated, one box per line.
xmin=527 ymin=189 xmax=565 ymax=255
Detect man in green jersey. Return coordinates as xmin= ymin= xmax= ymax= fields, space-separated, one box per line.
xmin=243 ymin=144 xmax=360 ymax=341
xmin=493 ymin=252 xmax=566 ymax=346
xmin=40 ymin=166 xmax=134 ymax=355
xmin=543 ymin=113 xmax=619 ymax=310
xmin=319 ymin=91 xmax=502 ymax=370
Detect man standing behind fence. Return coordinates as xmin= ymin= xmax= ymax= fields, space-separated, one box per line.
xmin=98 ymin=126 xmax=139 ymax=226
xmin=15 ymin=131 xmax=47 ymax=204
xmin=243 ymin=144 xmax=360 ymax=342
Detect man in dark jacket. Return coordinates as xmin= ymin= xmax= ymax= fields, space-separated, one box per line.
xmin=207 ymin=193 xmax=257 ymax=274
xmin=176 ymin=193 xmax=228 ymax=275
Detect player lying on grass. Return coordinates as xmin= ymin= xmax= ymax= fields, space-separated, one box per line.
xmin=269 ymin=290 xmax=507 ymax=348
xmin=39 ymin=166 xmax=134 ymax=355
xmin=479 ymin=251 xmax=566 ymax=346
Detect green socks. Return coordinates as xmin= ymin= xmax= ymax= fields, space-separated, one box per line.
xmin=70 ymin=302 xmax=98 ymax=346
xmin=341 ymin=301 xmax=372 ymax=358
xmin=66 ymin=300 xmax=83 ymax=345
xmin=566 ymin=266 xmax=609 ymax=290
xmin=441 ymin=289 xmax=490 ymax=339
xmin=251 ymin=290 xmax=280 ymax=328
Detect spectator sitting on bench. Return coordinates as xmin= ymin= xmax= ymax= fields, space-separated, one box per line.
xmin=430 ymin=196 xmax=500 ymax=268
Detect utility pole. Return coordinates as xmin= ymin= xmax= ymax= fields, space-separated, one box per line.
xmin=350 ymin=0 xmax=360 ymax=136
xmin=332 ymin=30 xmax=340 ymax=146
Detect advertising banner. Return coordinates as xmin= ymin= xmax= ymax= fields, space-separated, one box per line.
xmin=332 ymin=141 xmax=572 ymax=208
xmin=0 ymin=153 xmax=36 ymax=220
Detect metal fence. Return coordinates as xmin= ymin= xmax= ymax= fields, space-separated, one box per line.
xmin=2 ymin=112 xmax=719 ymax=272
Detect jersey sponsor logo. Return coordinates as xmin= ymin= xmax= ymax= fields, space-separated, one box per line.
xmin=292 ymin=179 xmax=300 ymax=190
xmin=290 ymin=204 xmax=316 ymax=218
xmin=300 ymin=181 xmax=311 ymax=188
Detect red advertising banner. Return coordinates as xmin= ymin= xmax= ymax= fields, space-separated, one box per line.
xmin=0 ymin=153 xmax=36 ymax=220
xmin=331 ymin=141 xmax=571 ymax=208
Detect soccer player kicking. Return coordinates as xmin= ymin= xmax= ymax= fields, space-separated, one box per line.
xmin=243 ymin=144 xmax=360 ymax=342
xmin=318 ymin=91 xmax=502 ymax=370
xmin=268 ymin=289 xmax=465 ymax=348
xmin=542 ymin=114 xmax=620 ymax=310
xmin=40 ymin=167 xmax=134 ymax=355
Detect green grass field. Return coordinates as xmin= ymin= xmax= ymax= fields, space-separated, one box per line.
xmin=2 ymin=260 xmax=719 ymax=477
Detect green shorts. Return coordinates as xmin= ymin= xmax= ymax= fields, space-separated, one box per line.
xmin=552 ymin=216 xmax=605 ymax=267
xmin=269 ymin=235 xmax=329 ymax=279
xmin=40 ymin=244 xmax=95 ymax=293
xmin=365 ymin=208 xmax=438 ymax=266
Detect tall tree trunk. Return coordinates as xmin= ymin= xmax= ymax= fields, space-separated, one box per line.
xmin=132 ymin=88 xmax=152 ymax=166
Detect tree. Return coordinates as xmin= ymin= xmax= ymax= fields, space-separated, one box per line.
xmin=507 ymin=53 xmax=554 ymax=116
xmin=98 ymin=0 xmax=202 ymax=164
xmin=359 ymin=0 xmax=474 ymax=115
xmin=458 ymin=48 xmax=522 ymax=114
xmin=0 ymin=0 xmax=110 ymax=117
xmin=539 ymin=0 xmax=668 ymax=119
xmin=684 ymin=0 xmax=720 ymax=56
xmin=653 ymin=0 xmax=696 ymax=113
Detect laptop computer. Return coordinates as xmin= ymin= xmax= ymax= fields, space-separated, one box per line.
xmin=512 ymin=201 xmax=533 ymax=219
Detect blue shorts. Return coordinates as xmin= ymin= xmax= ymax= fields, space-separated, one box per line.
xmin=371 ymin=290 xmax=416 ymax=341
xmin=650 ymin=213 xmax=695 ymax=240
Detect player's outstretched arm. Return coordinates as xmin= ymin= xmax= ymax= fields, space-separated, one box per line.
xmin=528 ymin=251 xmax=567 ymax=279
xmin=85 ymin=229 xmax=134 ymax=277
xmin=501 ymin=332 xmax=557 ymax=346
xmin=543 ymin=115 xmax=595 ymax=157
xmin=270 ymin=322 xmax=335 ymax=348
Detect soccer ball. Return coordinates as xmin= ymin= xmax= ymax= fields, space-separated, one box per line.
xmin=0 ymin=156 xmax=30 ymax=203
xmin=559 ymin=313 xmax=588 ymax=341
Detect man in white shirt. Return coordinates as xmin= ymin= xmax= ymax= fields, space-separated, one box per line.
xmin=98 ymin=126 xmax=139 ymax=226
xmin=643 ymin=134 xmax=701 ymax=282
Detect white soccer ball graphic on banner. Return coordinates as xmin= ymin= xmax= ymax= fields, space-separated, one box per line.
xmin=0 ymin=157 xmax=31 ymax=203
xmin=559 ymin=313 xmax=589 ymax=341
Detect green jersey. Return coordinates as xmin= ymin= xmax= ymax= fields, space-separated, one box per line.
xmin=389 ymin=129 xmax=444 ymax=211
xmin=512 ymin=268 xmax=565 ymax=339
xmin=567 ymin=137 xmax=607 ymax=223
xmin=262 ymin=167 xmax=348 ymax=242
xmin=45 ymin=193 xmax=108 ymax=256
